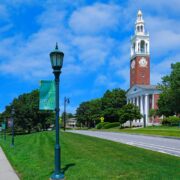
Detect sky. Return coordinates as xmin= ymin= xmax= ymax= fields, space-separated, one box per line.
xmin=0 ymin=0 xmax=180 ymax=114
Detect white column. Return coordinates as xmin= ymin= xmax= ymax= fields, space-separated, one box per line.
xmin=145 ymin=94 xmax=149 ymax=124
xmin=136 ymin=96 xmax=139 ymax=107
xmin=133 ymin=97 xmax=135 ymax=105
xmin=140 ymin=96 xmax=144 ymax=122
xmin=135 ymin=42 xmax=138 ymax=53
xmin=152 ymin=94 xmax=154 ymax=109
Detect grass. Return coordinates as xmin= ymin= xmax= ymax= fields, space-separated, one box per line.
xmin=0 ymin=131 xmax=180 ymax=180
xmin=99 ymin=126 xmax=180 ymax=138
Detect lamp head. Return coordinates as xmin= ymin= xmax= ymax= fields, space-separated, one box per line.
xmin=50 ymin=43 xmax=64 ymax=71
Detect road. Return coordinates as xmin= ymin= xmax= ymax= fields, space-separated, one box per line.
xmin=68 ymin=130 xmax=180 ymax=157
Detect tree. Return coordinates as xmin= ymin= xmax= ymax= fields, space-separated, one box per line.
xmin=76 ymin=99 xmax=102 ymax=128
xmin=2 ymin=90 xmax=54 ymax=134
xmin=118 ymin=103 xmax=142 ymax=127
xmin=158 ymin=62 xmax=180 ymax=116
xmin=101 ymin=89 xmax=126 ymax=122
xmin=149 ymin=109 xmax=157 ymax=125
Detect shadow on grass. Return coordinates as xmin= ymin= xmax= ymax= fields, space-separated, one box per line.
xmin=49 ymin=163 xmax=75 ymax=175
xmin=62 ymin=163 xmax=75 ymax=174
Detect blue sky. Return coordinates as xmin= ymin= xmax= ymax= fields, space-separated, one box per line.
xmin=0 ymin=0 xmax=180 ymax=114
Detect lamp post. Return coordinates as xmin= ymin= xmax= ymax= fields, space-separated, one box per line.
xmin=143 ymin=114 xmax=146 ymax=128
xmin=63 ymin=97 xmax=70 ymax=131
xmin=11 ymin=107 xmax=15 ymax=147
xmin=50 ymin=43 xmax=64 ymax=180
xmin=4 ymin=118 xmax=6 ymax=141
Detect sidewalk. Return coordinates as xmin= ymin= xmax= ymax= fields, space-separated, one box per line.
xmin=0 ymin=147 xmax=19 ymax=180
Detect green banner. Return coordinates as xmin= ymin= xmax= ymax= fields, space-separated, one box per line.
xmin=2 ymin=123 xmax=6 ymax=130
xmin=39 ymin=80 xmax=55 ymax=110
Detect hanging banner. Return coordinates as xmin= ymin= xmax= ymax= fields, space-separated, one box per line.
xmin=2 ymin=123 xmax=6 ymax=130
xmin=39 ymin=80 xmax=55 ymax=110
xmin=8 ymin=118 xmax=13 ymax=128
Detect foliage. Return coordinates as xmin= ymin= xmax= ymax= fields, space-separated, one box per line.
xmin=161 ymin=116 xmax=180 ymax=126
xmin=0 ymin=90 xmax=54 ymax=134
xmin=103 ymin=122 xmax=120 ymax=129
xmin=61 ymin=112 xmax=74 ymax=120
xmin=118 ymin=103 xmax=142 ymax=127
xmin=158 ymin=62 xmax=180 ymax=116
xmin=0 ymin=132 xmax=180 ymax=179
xmin=95 ymin=122 xmax=109 ymax=129
xmin=76 ymin=88 xmax=126 ymax=127
xmin=149 ymin=109 xmax=157 ymax=124
xmin=76 ymin=98 xmax=102 ymax=128
xmin=101 ymin=89 xmax=126 ymax=122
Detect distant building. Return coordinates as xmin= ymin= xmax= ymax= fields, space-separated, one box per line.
xmin=126 ymin=10 xmax=161 ymax=126
xmin=66 ymin=118 xmax=77 ymax=128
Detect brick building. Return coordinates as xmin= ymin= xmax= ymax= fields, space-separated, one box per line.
xmin=126 ymin=10 xmax=161 ymax=126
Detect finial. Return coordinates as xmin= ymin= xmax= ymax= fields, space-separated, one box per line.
xmin=138 ymin=10 xmax=142 ymax=15
xmin=55 ymin=42 xmax=58 ymax=50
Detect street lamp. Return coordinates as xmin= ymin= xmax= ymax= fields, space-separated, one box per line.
xmin=63 ymin=97 xmax=70 ymax=131
xmin=11 ymin=107 xmax=15 ymax=147
xmin=4 ymin=118 xmax=6 ymax=141
xmin=50 ymin=43 xmax=64 ymax=180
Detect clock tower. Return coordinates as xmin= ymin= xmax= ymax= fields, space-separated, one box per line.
xmin=130 ymin=10 xmax=150 ymax=87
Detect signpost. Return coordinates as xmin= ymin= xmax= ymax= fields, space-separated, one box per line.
xmin=39 ymin=80 xmax=55 ymax=110
xmin=100 ymin=117 xmax=104 ymax=123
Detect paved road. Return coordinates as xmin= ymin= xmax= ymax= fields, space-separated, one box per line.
xmin=68 ymin=130 xmax=180 ymax=157
xmin=0 ymin=147 xmax=19 ymax=180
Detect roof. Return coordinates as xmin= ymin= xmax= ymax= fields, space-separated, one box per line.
xmin=126 ymin=84 xmax=161 ymax=98
xmin=135 ymin=85 xmax=159 ymax=90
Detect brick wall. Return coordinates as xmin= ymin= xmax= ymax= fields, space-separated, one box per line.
xmin=130 ymin=56 xmax=150 ymax=87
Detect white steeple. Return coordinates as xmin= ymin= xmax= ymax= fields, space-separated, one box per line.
xmin=135 ymin=10 xmax=145 ymax=35
xmin=130 ymin=10 xmax=150 ymax=59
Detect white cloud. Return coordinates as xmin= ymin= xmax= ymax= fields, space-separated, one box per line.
xmin=69 ymin=3 xmax=122 ymax=35
xmin=72 ymin=35 xmax=115 ymax=69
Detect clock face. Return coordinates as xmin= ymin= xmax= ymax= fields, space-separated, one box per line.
xmin=139 ymin=57 xmax=147 ymax=67
xmin=131 ymin=60 xmax=135 ymax=69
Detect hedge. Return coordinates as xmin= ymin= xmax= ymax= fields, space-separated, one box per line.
xmin=103 ymin=122 xmax=120 ymax=129
xmin=96 ymin=122 xmax=120 ymax=129
xmin=162 ymin=116 xmax=180 ymax=126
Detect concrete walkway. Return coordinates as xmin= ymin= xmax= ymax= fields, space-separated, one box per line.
xmin=68 ymin=130 xmax=180 ymax=157
xmin=0 ymin=147 xmax=19 ymax=180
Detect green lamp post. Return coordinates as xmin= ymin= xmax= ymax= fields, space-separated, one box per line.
xmin=50 ymin=43 xmax=64 ymax=180
xmin=11 ymin=107 xmax=15 ymax=147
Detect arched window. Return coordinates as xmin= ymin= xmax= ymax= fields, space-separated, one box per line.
xmin=137 ymin=26 xmax=140 ymax=32
xmin=140 ymin=40 xmax=145 ymax=53
xmin=133 ymin=43 xmax=136 ymax=53
xmin=141 ymin=25 xmax=143 ymax=32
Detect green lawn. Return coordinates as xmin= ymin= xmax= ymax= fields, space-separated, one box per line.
xmin=100 ymin=126 xmax=180 ymax=138
xmin=0 ymin=131 xmax=180 ymax=180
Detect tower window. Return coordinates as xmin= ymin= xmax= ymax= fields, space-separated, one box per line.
xmin=137 ymin=26 xmax=140 ymax=32
xmin=140 ymin=40 xmax=145 ymax=53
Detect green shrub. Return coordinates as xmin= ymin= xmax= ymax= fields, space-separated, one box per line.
xmin=162 ymin=116 xmax=180 ymax=126
xmin=96 ymin=122 xmax=109 ymax=129
xmin=103 ymin=122 xmax=120 ymax=129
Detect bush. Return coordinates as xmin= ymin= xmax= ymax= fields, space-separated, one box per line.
xmin=103 ymin=122 xmax=120 ymax=129
xmin=96 ymin=122 xmax=109 ymax=129
xmin=162 ymin=116 xmax=180 ymax=126
xmin=96 ymin=122 xmax=120 ymax=129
